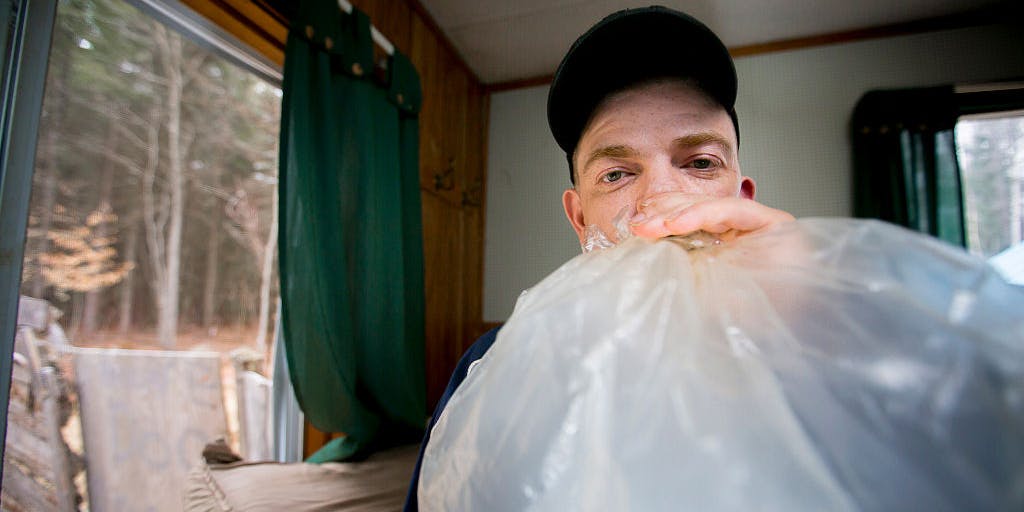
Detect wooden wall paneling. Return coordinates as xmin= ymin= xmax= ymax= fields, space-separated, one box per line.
xmin=302 ymin=422 xmax=349 ymax=459
xmin=466 ymin=84 xmax=487 ymax=185
xmin=431 ymin=53 xmax=465 ymax=206
xmin=303 ymin=420 xmax=330 ymax=458
xmin=420 ymin=192 xmax=462 ymax=406
xmin=402 ymin=0 xmax=478 ymax=82
xmin=348 ymin=0 xmax=413 ymax=54
xmin=458 ymin=206 xmax=483 ymax=354
xmin=410 ymin=10 xmax=452 ymax=408
xmin=443 ymin=57 xmax=471 ymax=362
xmin=458 ymin=83 xmax=486 ymax=354
xmin=443 ymin=55 xmax=469 ymax=196
xmin=409 ymin=15 xmax=443 ymax=197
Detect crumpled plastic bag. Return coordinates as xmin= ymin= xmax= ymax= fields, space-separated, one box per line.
xmin=418 ymin=218 xmax=1024 ymax=511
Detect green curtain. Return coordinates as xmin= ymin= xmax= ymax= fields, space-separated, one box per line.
xmin=852 ymin=86 xmax=966 ymax=246
xmin=278 ymin=1 xmax=426 ymax=462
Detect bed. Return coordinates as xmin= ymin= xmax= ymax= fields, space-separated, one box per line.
xmin=184 ymin=443 xmax=419 ymax=512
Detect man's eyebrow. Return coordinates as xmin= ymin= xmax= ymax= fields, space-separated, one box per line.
xmin=673 ymin=132 xmax=733 ymax=152
xmin=581 ymin=145 xmax=639 ymax=177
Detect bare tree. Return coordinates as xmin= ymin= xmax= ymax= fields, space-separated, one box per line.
xmin=139 ymin=24 xmax=206 ymax=347
xmin=157 ymin=25 xmax=187 ymax=348
xmin=202 ymin=217 xmax=221 ymax=328
xmin=27 ymin=0 xmax=283 ymax=347
xmin=82 ymin=124 xmax=120 ymax=334
xmin=118 ymin=220 xmax=139 ymax=334
xmin=255 ymin=190 xmax=278 ymax=351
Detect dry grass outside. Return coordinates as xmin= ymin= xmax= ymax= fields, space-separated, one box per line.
xmin=72 ymin=324 xmax=271 ymax=354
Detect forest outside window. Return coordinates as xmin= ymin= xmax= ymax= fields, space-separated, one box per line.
xmin=954 ymin=113 xmax=1024 ymax=260
xmin=2 ymin=0 xmax=282 ymax=509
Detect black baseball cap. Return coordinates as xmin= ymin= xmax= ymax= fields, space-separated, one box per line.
xmin=547 ymin=6 xmax=739 ymax=184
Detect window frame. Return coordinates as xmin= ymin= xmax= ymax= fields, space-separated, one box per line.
xmin=0 ymin=0 xmax=59 ymax=474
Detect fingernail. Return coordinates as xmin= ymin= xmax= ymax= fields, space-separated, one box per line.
xmin=630 ymin=212 xmax=646 ymax=224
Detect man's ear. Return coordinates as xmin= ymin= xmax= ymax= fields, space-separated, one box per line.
xmin=739 ymin=176 xmax=756 ymax=200
xmin=562 ymin=188 xmax=587 ymax=244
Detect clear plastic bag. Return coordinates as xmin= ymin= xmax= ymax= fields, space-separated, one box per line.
xmin=419 ymin=219 xmax=1024 ymax=511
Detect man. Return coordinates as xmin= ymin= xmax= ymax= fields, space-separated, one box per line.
xmin=403 ymin=7 xmax=793 ymax=510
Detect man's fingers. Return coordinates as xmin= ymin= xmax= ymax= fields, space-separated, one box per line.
xmin=630 ymin=197 xmax=794 ymax=240
xmin=635 ymin=192 xmax=708 ymax=219
xmin=666 ymin=199 xmax=779 ymax=234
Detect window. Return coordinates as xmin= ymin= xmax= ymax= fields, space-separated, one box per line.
xmin=955 ymin=113 xmax=1024 ymax=259
xmin=852 ymin=83 xmax=1024 ymax=281
xmin=3 ymin=0 xmax=282 ymax=509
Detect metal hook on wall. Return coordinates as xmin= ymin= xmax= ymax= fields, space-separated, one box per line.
xmin=434 ymin=157 xmax=456 ymax=191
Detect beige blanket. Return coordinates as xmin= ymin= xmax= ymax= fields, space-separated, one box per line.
xmin=185 ymin=444 xmax=419 ymax=512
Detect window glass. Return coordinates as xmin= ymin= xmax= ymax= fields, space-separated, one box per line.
xmin=3 ymin=0 xmax=281 ymax=509
xmin=955 ymin=114 xmax=1024 ymax=259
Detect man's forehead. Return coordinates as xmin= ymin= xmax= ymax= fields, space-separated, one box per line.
xmin=582 ymin=88 xmax=732 ymax=137
xmin=582 ymin=81 xmax=730 ymax=138
xmin=570 ymin=79 xmax=737 ymax=180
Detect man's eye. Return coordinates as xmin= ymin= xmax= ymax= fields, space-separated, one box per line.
xmin=691 ymin=158 xmax=715 ymax=169
xmin=602 ymin=170 xmax=626 ymax=183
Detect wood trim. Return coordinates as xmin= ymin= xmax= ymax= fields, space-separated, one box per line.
xmin=250 ymin=0 xmax=292 ymax=27
xmin=481 ymin=7 xmax=1013 ymax=93
xmin=484 ymin=73 xmax=554 ymax=94
xmin=216 ymin=0 xmax=288 ymax=44
xmin=179 ymin=0 xmax=286 ymax=66
xmin=729 ymin=8 xmax=1006 ymax=58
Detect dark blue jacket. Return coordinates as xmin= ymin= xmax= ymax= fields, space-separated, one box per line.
xmin=403 ymin=327 xmax=501 ymax=511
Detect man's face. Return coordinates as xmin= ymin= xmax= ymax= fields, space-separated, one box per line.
xmin=562 ymin=80 xmax=755 ymax=245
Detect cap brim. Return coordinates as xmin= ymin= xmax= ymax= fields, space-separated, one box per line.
xmin=547 ymin=7 xmax=737 ymax=169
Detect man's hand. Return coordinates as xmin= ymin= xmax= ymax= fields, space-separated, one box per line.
xmin=628 ymin=193 xmax=794 ymax=242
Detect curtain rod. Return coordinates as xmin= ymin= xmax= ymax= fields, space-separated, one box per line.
xmin=338 ymin=0 xmax=394 ymax=56
xmin=955 ymin=81 xmax=1024 ymax=94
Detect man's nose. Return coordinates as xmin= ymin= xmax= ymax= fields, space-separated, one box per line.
xmin=637 ymin=161 xmax=685 ymax=204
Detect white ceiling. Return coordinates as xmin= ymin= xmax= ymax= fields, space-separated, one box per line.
xmin=416 ymin=0 xmax=1004 ymax=84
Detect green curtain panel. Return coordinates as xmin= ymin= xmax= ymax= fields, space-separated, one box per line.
xmin=852 ymin=86 xmax=966 ymax=247
xmin=278 ymin=1 xmax=426 ymax=462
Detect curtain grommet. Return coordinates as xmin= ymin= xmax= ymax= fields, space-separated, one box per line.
xmin=352 ymin=62 xmax=364 ymax=76
xmin=305 ymin=25 xmax=314 ymax=39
